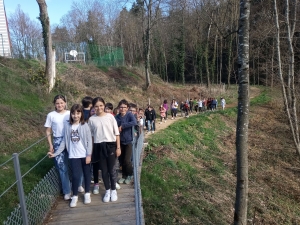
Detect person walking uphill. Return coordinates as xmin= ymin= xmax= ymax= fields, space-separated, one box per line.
xmin=115 ymin=99 xmax=137 ymax=185
xmin=163 ymin=99 xmax=169 ymax=120
xmin=88 ymin=97 xmax=121 ymax=203
xmin=144 ymin=105 xmax=156 ymax=133
xmin=170 ymin=99 xmax=178 ymax=119
xmin=45 ymin=95 xmax=71 ymax=201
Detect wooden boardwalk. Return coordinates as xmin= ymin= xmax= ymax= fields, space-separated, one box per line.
xmin=44 ymin=183 xmax=136 ymax=225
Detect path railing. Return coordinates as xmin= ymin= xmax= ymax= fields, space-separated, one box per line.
xmin=132 ymin=128 xmax=145 ymax=225
xmin=1 ymin=128 xmax=145 ymax=225
xmin=1 ymin=135 xmax=61 ymax=225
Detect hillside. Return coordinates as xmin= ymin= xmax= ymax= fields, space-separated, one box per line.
xmin=142 ymin=90 xmax=300 ymax=224
xmin=0 ymin=57 xmax=224 ymax=157
xmin=1 ymin=57 xmax=299 ymax=224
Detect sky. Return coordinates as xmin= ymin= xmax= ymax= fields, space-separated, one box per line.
xmin=4 ymin=0 xmax=73 ymax=25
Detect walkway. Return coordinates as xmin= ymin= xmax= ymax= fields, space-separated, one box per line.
xmin=44 ymin=182 xmax=136 ymax=225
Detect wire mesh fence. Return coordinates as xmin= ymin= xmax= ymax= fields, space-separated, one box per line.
xmin=0 ymin=135 xmax=59 ymax=225
xmin=2 ymin=127 xmax=145 ymax=225
xmin=53 ymin=41 xmax=125 ymax=67
xmin=3 ymin=167 xmax=60 ymax=225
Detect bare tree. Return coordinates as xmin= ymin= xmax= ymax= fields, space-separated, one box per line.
xmin=36 ymin=0 xmax=55 ymax=92
xmin=234 ymin=0 xmax=250 ymax=224
xmin=273 ymin=0 xmax=300 ymax=155
xmin=8 ymin=5 xmax=43 ymax=59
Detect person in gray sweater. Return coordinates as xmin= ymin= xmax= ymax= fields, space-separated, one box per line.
xmin=49 ymin=104 xmax=93 ymax=208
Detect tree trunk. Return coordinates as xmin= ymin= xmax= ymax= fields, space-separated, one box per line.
xmin=179 ymin=22 xmax=185 ymax=85
xmin=234 ymin=0 xmax=250 ymax=224
xmin=219 ymin=38 xmax=223 ymax=84
xmin=227 ymin=34 xmax=233 ymax=86
xmin=211 ymin=33 xmax=218 ymax=84
xmin=36 ymin=0 xmax=54 ymax=93
xmin=205 ymin=21 xmax=212 ymax=88
xmin=144 ymin=0 xmax=152 ymax=89
xmin=273 ymin=0 xmax=300 ymax=155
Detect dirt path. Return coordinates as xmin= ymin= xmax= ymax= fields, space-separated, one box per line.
xmin=144 ymin=86 xmax=261 ymax=141
xmin=144 ymin=114 xmax=185 ymax=141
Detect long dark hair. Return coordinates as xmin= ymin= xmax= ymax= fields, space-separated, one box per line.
xmin=53 ymin=94 xmax=67 ymax=110
xmin=92 ymin=97 xmax=105 ymax=107
xmin=69 ymin=104 xmax=85 ymax=125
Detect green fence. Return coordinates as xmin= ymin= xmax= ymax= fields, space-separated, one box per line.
xmin=53 ymin=41 xmax=125 ymax=67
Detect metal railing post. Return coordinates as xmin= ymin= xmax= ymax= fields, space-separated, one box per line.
xmin=12 ymin=153 xmax=29 ymax=225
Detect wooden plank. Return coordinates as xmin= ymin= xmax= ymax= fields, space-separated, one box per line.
xmin=50 ymin=202 xmax=135 ymax=216
xmin=46 ymin=211 xmax=135 ymax=224
xmin=50 ymin=207 xmax=135 ymax=220
xmin=44 ymin=166 xmax=142 ymax=224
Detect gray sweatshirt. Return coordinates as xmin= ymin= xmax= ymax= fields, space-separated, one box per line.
xmin=53 ymin=123 xmax=93 ymax=157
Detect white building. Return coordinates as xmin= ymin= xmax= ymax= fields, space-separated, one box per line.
xmin=0 ymin=0 xmax=11 ymax=57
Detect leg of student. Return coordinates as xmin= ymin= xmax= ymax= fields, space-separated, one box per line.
xmin=53 ymin=137 xmax=70 ymax=195
xmin=100 ymin=149 xmax=117 ymax=191
xmin=82 ymin=158 xmax=91 ymax=193
xmin=112 ymin=158 xmax=119 ymax=181
xmin=147 ymin=120 xmax=151 ymax=132
xmin=70 ymin=158 xmax=83 ymax=196
xmin=107 ymin=154 xmax=117 ymax=191
xmin=123 ymin=143 xmax=133 ymax=178
xmin=93 ymin=161 xmax=100 ymax=184
xmin=100 ymin=157 xmax=110 ymax=190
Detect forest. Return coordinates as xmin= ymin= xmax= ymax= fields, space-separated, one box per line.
xmin=7 ymin=0 xmax=299 ymax=86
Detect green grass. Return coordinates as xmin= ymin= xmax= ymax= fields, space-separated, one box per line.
xmin=97 ymin=65 xmax=109 ymax=72
xmin=141 ymin=113 xmax=231 ymax=224
xmin=250 ymin=89 xmax=271 ymax=106
xmin=56 ymin=62 xmax=68 ymax=74
xmin=0 ymin=58 xmax=57 ymax=223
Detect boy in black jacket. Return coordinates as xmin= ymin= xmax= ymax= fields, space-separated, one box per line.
xmin=144 ymin=105 xmax=156 ymax=133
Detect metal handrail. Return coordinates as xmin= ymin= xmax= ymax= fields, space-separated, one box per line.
xmin=132 ymin=128 xmax=145 ymax=225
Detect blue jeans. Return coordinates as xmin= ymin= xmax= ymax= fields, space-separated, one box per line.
xmin=70 ymin=158 xmax=91 ymax=196
xmin=147 ymin=120 xmax=154 ymax=131
xmin=53 ymin=137 xmax=71 ymax=195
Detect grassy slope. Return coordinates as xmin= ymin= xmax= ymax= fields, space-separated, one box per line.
xmin=0 ymin=57 xmax=219 ymax=223
xmin=141 ymin=89 xmax=300 ymax=224
xmin=1 ymin=57 xmax=298 ymax=224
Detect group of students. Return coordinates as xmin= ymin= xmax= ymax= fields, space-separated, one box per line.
xmin=45 ymin=95 xmax=139 ymax=208
xmin=142 ymin=99 xmax=181 ymax=133
xmin=179 ymin=97 xmax=226 ymax=117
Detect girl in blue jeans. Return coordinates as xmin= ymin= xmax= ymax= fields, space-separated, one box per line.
xmin=45 ymin=95 xmax=71 ymax=200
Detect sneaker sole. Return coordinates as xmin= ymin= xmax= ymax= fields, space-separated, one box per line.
xmin=111 ymin=197 xmax=118 ymax=202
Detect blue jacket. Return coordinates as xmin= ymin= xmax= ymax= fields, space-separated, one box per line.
xmin=115 ymin=112 xmax=137 ymax=145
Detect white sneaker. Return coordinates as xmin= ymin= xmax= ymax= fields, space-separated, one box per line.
xmin=93 ymin=184 xmax=99 ymax=194
xmin=125 ymin=175 xmax=133 ymax=184
xmin=103 ymin=190 xmax=111 ymax=203
xmin=116 ymin=183 xmax=121 ymax=190
xmin=111 ymin=190 xmax=118 ymax=202
xmin=78 ymin=186 xmax=84 ymax=193
xmin=70 ymin=196 xmax=78 ymax=207
xmin=64 ymin=193 xmax=71 ymax=200
xmin=84 ymin=193 xmax=91 ymax=204
xmin=152 ymin=131 xmax=154 ymax=134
